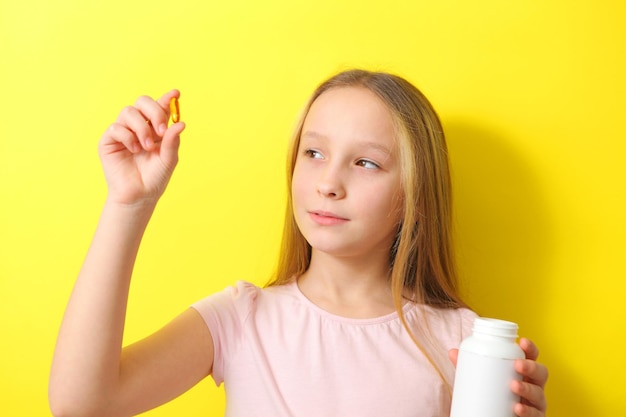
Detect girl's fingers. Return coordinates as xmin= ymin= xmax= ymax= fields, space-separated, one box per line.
xmin=448 ymin=348 xmax=459 ymax=367
xmin=134 ymin=90 xmax=181 ymax=134
xmin=156 ymin=89 xmax=180 ymax=115
xmin=512 ymin=339 xmax=548 ymax=417
xmin=101 ymin=123 xmax=141 ymax=154
xmin=511 ymin=379 xmax=547 ymax=413
xmin=519 ymin=338 xmax=540 ymax=361
xmin=135 ymin=91 xmax=181 ymax=147
xmin=104 ymin=91 xmax=182 ymax=155
xmin=116 ymin=105 xmax=153 ymax=148
xmin=160 ymin=121 xmax=185 ymax=169
xmin=516 ymin=358 xmax=549 ymax=388
xmin=513 ymin=402 xmax=545 ymax=417
xmin=135 ymin=95 xmax=169 ymax=137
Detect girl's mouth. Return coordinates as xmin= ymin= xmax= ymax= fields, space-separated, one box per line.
xmin=309 ymin=211 xmax=349 ymax=225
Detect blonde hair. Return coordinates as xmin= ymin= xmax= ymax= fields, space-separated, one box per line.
xmin=267 ymin=69 xmax=468 ymax=388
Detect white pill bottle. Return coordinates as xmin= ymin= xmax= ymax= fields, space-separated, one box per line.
xmin=449 ymin=318 xmax=525 ymax=417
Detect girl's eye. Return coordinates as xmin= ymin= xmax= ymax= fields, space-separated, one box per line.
xmin=304 ymin=149 xmax=324 ymax=159
xmin=356 ymin=159 xmax=380 ymax=169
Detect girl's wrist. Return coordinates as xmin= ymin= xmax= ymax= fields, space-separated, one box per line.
xmin=102 ymin=197 xmax=158 ymax=225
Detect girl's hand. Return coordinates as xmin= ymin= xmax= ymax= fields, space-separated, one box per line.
xmin=512 ymin=338 xmax=549 ymax=417
xmin=448 ymin=337 xmax=548 ymax=417
xmin=99 ymin=90 xmax=186 ymax=206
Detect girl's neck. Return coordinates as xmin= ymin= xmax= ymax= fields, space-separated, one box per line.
xmin=296 ymin=250 xmax=396 ymax=318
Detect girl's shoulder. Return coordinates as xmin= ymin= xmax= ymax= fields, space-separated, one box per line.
xmin=402 ymin=303 xmax=477 ymax=350
xmin=191 ymin=280 xmax=299 ymax=323
xmin=191 ymin=280 xmax=262 ymax=326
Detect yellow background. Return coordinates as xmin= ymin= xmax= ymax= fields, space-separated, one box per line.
xmin=1 ymin=0 xmax=624 ymax=415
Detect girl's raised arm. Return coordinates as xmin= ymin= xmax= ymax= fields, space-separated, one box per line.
xmin=49 ymin=91 xmax=214 ymax=417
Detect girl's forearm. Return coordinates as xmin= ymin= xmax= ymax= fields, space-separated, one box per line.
xmin=49 ymin=199 xmax=156 ymax=416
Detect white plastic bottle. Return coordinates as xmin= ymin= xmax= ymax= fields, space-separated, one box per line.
xmin=449 ymin=318 xmax=525 ymax=417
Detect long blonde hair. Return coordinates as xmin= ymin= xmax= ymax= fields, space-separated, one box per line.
xmin=267 ymin=69 xmax=468 ymax=387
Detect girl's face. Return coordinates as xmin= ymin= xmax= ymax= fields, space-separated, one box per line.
xmin=292 ymin=86 xmax=404 ymax=261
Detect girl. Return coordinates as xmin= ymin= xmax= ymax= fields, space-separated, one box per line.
xmin=49 ymin=69 xmax=548 ymax=417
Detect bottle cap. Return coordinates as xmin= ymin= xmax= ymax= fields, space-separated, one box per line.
xmin=473 ymin=317 xmax=519 ymax=338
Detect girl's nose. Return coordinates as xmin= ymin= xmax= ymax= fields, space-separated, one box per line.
xmin=316 ymin=166 xmax=346 ymax=199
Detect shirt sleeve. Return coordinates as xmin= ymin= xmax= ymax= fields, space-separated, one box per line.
xmin=190 ymin=281 xmax=259 ymax=385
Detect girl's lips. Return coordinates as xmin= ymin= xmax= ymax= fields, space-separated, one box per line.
xmin=308 ymin=211 xmax=349 ymax=226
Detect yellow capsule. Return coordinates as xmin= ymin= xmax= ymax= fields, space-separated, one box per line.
xmin=169 ymin=97 xmax=180 ymax=124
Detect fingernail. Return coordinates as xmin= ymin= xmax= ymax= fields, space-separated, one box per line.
xmin=158 ymin=124 xmax=167 ymax=136
xmin=146 ymin=138 xmax=154 ymax=148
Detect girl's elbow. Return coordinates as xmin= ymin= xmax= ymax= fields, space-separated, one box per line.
xmin=49 ymin=388 xmax=108 ymax=417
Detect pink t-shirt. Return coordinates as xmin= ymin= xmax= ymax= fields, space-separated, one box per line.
xmin=192 ymin=281 xmax=476 ymax=417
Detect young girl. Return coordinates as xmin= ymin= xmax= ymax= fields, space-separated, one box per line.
xmin=49 ymin=69 xmax=548 ymax=417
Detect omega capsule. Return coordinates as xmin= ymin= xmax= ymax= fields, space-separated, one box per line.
xmin=169 ymin=97 xmax=180 ymax=124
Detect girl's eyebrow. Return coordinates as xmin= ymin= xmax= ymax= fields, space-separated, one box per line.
xmin=359 ymin=141 xmax=393 ymax=156
xmin=300 ymin=130 xmax=326 ymax=141
xmin=301 ymin=130 xmax=393 ymax=155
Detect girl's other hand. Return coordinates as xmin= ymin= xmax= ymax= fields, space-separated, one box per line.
xmin=448 ymin=337 xmax=548 ymax=417
xmin=512 ymin=338 xmax=548 ymax=417
xmin=99 ymin=90 xmax=186 ymax=206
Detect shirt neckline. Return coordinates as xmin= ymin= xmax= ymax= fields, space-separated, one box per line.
xmin=284 ymin=280 xmax=415 ymax=325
